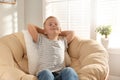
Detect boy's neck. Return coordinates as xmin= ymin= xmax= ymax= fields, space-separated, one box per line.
xmin=47 ymin=35 xmax=59 ymax=40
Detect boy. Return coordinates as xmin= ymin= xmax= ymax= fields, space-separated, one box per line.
xmin=28 ymin=16 xmax=78 ymax=80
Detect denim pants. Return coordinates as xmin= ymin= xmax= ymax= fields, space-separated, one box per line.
xmin=37 ymin=67 xmax=79 ymax=80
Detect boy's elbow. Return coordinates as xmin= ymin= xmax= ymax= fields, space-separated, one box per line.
xmin=67 ymin=31 xmax=75 ymax=43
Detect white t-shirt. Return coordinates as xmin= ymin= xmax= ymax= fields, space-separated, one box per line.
xmin=36 ymin=34 xmax=68 ymax=75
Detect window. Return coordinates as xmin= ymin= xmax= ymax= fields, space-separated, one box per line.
xmin=43 ymin=0 xmax=91 ymax=39
xmin=96 ymin=0 xmax=120 ymax=48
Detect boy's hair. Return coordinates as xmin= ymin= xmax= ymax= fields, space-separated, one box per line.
xmin=43 ymin=16 xmax=58 ymax=27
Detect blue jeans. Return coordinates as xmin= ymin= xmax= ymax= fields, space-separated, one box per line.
xmin=37 ymin=67 xmax=79 ymax=80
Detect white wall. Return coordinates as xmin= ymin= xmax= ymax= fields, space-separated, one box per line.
xmin=17 ymin=0 xmax=25 ymax=32
xmin=24 ymin=0 xmax=43 ymax=29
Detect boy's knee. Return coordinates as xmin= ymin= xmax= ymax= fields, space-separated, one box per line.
xmin=62 ymin=67 xmax=76 ymax=74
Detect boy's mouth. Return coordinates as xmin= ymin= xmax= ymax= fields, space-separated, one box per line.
xmin=52 ymin=28 xmax=59 ymax=30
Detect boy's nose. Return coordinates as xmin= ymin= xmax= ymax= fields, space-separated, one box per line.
xmin=52 ymin=24 xmax=56 ymax=27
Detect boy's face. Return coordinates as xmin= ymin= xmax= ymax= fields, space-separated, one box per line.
xmin=44 ymin=18 xmax=61 ymax=35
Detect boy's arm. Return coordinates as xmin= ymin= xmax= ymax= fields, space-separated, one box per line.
xmin=60 ymin=31 xmax=75 ymax=44
xmin=27 ymin=24 xmax=44 ymax=43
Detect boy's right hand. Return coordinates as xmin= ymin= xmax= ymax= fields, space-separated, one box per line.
xmin=28 ymin=24 xmax=38 ymax=43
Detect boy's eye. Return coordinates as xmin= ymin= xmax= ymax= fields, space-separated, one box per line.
xmin=49 ymin=23 xmax=52 ymax=26
xmin=49 ymin=23 xmax=57 ymax=26
xmin=55 ymin=23 xmax=57 ymax=26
